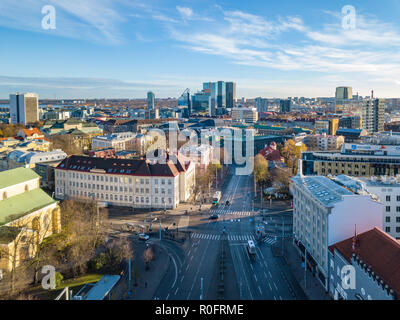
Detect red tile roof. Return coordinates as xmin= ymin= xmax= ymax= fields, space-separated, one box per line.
xmin=21 ymin=128 xmax=43 ymax=137
xmin=330 ymin=227 xmax=400 ymax=298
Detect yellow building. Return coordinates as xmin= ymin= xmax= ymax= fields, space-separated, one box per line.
xmin=0 ymin=168 xmax=61 ymax=272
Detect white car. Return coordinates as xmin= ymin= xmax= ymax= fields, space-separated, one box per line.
xmin=138 ymin=233 xmax=150 ymax=241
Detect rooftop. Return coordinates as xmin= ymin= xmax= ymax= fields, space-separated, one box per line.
xmin=57 ymin=155 xmax=185 ymax=177
xmin=291 ymin=175 xmax=354 ymax=207
xmin=0 ymin=188 xmax=56 ymax=226
xmin=0 ymin=167 xmax=40 ymax=190
xmin=329 ymin=227 xmax=400 ymax=298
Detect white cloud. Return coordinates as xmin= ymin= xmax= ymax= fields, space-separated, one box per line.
xmin=176 ymin=6 xmax=193 ymax=20
xmin=0 ymin=0 xmax=127 ymax=44
xmin=166 ymin=6 xmax=400 ymax=87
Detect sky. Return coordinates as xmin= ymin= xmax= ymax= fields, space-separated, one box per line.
xmin=0 ymin=0 xmax=400 ymax=99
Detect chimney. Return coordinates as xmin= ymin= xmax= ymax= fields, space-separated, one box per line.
xmin=371 ymin=90 xmax=374 ymax=99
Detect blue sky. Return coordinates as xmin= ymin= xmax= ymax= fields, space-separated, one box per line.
xmin=0 ymin=0 xmax=400 ymax=99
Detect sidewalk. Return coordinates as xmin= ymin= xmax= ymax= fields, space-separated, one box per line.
xmin=284 ymin=238 xmax=331 ymax=300
xmin=127 ymin=242 xmax=170 ymax=300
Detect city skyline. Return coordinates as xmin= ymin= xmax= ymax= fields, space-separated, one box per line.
xmin=1 ymin=0 xmax=400 ymax=99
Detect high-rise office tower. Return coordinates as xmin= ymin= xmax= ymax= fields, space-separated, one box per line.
xmin=335 ymin=87 xmax=353 ymax=100
xmin=255 ymin=97 xmax=268 ymax=112
xmin=10 ymin=93 xmax=39 ymax=124
xmin=215 ymin=81 xmax=226 ymax=115
xmin=335 ymin=87 xmax=353 ymax=112
xmin=280 ymin=99 xmax=292 ymax=113
xmin=225 ymin=82 xmax=236 ymax=109
xmin=147 ymin=91 xmax=155 ymax=110
xmin=362 ymin=98 xmax=385 ymax=133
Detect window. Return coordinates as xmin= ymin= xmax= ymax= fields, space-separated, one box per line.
xmin=397 ymin=195 xmax=400 ymax=202
xmin=386 ymin=206 xmax=391 ymax=212
xmin=386 ymin=195 xmax=391 ymax=202
xmin=396 ymin=227 xmax=400 ymax=233
xmin=386 ymin=227 xmax=391 ymax=233
xmin=397 ymin=207 xmax=400 ymax=213
xmin=386 ymin=216 xmax=391 ymax=223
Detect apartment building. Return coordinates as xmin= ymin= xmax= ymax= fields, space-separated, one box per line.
xmin=302 ymin=143 xmax=400 ymax=176
xmin=54 ymin=155 xmax=195 ymax=209
xmin=290 ymin=174 xmax=383 ymax=290
xmin=303 ymin=134 xmax=344 ymax=151
xmin=92 ymin=132 xmax=136 ymax=151
xmin=329 ymin=227 xmax=400 ymax=300
xmin=231 ymin=107 xmax=258 ymax=123
xmin=179 ymin=144 xmax=214 ymax=171
xmin=333 ymin=174 xmax=400 ymax=240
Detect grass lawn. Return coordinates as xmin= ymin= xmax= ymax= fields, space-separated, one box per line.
xmin=28 ymin=273 xmax=103 ymax=300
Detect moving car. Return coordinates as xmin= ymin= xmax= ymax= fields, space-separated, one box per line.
xmin=138 ymin=233 xmax=150 ymax=241
xmin=247 ymin=240 xmax=256 ymax=260
xmin=225 ymin=200 xmax=230 ymax=206
xmin=209 ymin=214 xmax=219 ymax=220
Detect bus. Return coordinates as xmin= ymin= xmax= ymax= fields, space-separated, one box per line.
xmin=212 ymin=191 xmax=222 ymax=205
xmin=247 ymin=240 xmax=256 ymax=259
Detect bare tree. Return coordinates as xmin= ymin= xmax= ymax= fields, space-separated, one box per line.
xmin=142 ymin=247 xmax=154 ymax=271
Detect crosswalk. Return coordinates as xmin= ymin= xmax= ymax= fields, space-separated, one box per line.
xmin=263 ymin=236 xmax=277 ymax=245
xmin=190 ymin=232 xmax=255 ymax=242
xmin=191 ymin=233 xmax=221 ymax=241
xmin=210 ymin=208 xmax=254 ymax=216
xmin=227 ymin=234 xmax=255 ymax=241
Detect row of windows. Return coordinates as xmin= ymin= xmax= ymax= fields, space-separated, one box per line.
xmin=385 ymin=226 xmax=400 ymax=233
xmin=385 ymin=195 xmax=400 ymax=202
xmin=63 ymin=182 xmax=173 ymax=195
xmin=66 ymin=189 xmax=173 ymax=204
xmin=57 ymin=171 xmax=172 ymax=185
xmin=385 ymin=216 xmax=400 ymax=222
xmin=385 ymin=206 xmax=400 ymax=213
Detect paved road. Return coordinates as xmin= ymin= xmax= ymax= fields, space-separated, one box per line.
xmin=152 ymin=166 xmax=301 ymax=300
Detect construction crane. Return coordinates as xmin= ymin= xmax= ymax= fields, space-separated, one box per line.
xmin=178 ymin=88 xmax=192 ymax=117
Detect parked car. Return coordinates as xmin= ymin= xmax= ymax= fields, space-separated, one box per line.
xmin=138 ymin=233 xmax=150 ymax=241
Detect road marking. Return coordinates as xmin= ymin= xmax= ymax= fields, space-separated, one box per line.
xmin=181 ymin=276 xmax=184 ymax=283
xmin=174 ymin=287 xmax=179 ymax=295
xmin=254 ymin=275 xmax=258 ymax=282
xmin=268 ymin=283 xmax=272 ymax=290
xmin=273 ymin=282 xmax=278 ymax=290
xmin=170 ymin=254 xmax=178 ymax=289
xmin=166 ymin=293 xmax=170 ymax=300
xmin=274 ymin=296 xmax=276 ymax=300
xmin=258 ymin=286 xmax=262 ymax=294
xmin=268 ymin=271 xmax=272 ymax=278
xmin=186 ymin=264 xmax=189 ymax=271
xmin=264 ymin=272 xmax=268 ymax=279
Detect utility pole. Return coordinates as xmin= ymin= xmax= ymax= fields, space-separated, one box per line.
xmin=200 ymin=277 xmax=204 ymax=300
xmin=304 ymin=246 xmax=307 ymax=289
xmin=282 ymin=216 xmax=284 ymax=256
xmin=159 ymin=219 xmax=162 ymax=241
xmin=128 ymin=257 xmax=132 ymax=295
xmin=149 ymin=214 xmax=153 ymax=232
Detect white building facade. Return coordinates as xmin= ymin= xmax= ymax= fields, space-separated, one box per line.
xmin=290 ymin=175 xmax=383 ymax=290
xmin=55 ymin=155 xmax=195 ymax=209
